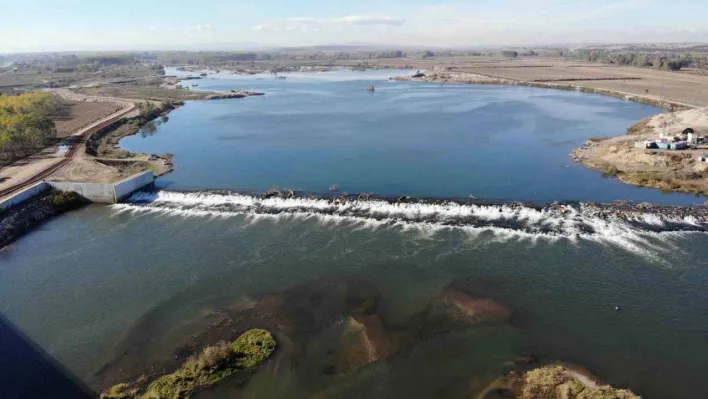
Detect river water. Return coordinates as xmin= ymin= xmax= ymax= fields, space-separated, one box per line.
xmin=1 ymin=69 xmax=708 ymax=398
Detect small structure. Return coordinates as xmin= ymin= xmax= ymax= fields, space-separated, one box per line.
xmin=635 ymin=140 xmax=657 ymax=149
xmin=670 ymin=141 xmax=688 ymax=150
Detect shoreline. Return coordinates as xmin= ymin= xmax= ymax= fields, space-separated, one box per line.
xmin=395 ymin=71 xmax=707 ymax=197
xmin=392 ymin=71 xmax=696 ymax=111
xmin=103 ymin=89 xmax=264 ymax=177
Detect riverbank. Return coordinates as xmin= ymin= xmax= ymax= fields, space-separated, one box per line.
xmin=76 ymin=89 xmax=264 ymax=182
xmin=571 ymin=108 xmax=708 ymax=197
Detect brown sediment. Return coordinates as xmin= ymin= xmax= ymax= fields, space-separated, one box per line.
xmin=92 ymin=275 xmax=518 ymax=393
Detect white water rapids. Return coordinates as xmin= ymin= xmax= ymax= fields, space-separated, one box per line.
xmin=113 ymin=190 xmax=708 ymax=264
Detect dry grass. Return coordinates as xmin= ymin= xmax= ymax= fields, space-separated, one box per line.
xmin=461 ymin=65 xmax=637 ymax=82
xmin=76 ymin=84 xmax=210 ymax=103
xmin=53 ymin=99 xmax=122 ymax=138
xmin=510 ymin=365 xmax=641 ymax=399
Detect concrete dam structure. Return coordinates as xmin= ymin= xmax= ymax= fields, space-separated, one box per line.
xmin=0 ymin=171 xmax=155 ymax=210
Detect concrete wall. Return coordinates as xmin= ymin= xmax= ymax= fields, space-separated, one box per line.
xmin=0 ymin=171 xmax=154 ymax=209
xmin=47 ymin=171 xmax=154 ymax=204
xmin=0 ymin=182 xmax=49 ymax=210
xmin=47 ymin=181 xmax=115 ymax=203
xmin=113 ymin=171 xmax=154 ymax=201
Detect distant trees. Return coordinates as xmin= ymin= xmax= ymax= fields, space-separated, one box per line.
xmin=501 ymin=51 xmax=519 ymax=58
xmin=421 ymin=50 xmax=435 ymax=59
xmin=568 ymin=49 xmax=705 ymax=71
xmin=0 ymin=92 xmax=59 ymax=163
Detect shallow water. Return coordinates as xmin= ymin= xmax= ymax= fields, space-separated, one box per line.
xmin=2 ymin=69 xmax=708 ymax=398
xmin=1 ymin=203 xmax=708 ymax=398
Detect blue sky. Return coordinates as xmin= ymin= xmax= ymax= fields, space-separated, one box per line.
xmin=1 ymin=0 xmax=707 ymax=52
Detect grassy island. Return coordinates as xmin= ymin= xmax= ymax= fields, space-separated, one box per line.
xmin=102 ymin=329 xmax=276 ymax=399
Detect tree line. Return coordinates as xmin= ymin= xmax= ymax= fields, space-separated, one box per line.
xmin=0 ymin=92 xmax=59 ymax=164
xmin=567 ymin=49 xmax=708 ymax=71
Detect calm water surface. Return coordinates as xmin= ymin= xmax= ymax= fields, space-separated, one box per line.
xmin=123 ymin=68 xmax=699 ymax=204
xmin=1 ymin=69 xmax=708 ymax=399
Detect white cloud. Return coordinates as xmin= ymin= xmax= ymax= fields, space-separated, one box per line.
xmin=334 ymin=15 xmax=404 ymax=26
xmin=195 ymin=24 xmax=212 ymax=30
xmin=251 ymin=15 xmax=405 ymax=32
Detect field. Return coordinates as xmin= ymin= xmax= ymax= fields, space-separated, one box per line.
xmin=53 ymin=100 xmax=122 ymax=138
xmin=75 ymin=83 xmax=213 ymax=103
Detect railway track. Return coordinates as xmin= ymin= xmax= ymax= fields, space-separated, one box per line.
xmin=0 ymin=159 xmax=71 ymax=198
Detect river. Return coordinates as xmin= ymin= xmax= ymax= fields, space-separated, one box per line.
xmin=1 ymin=69 xmax=707 ymax=398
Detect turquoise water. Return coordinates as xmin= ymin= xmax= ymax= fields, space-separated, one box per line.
xmin=2 ymin=69 xmax=708 ymax=398
xmin=122 ymin=68 xmax=700 ymax=204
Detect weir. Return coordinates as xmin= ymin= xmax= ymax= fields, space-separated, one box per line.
xmin=0 ymin=171 xmax=155 ymax=210
xmin=47 ymin=171 xmax=155 ymax=203
xmin=113 ymin=189 xmax=708 ymax=264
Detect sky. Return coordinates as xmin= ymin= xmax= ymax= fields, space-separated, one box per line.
xmin=1 ymin=0 xmax=708 ymax=53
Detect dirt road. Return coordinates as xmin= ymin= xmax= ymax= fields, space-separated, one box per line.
xmin=0 ymin=90 xmax=138 ymax=199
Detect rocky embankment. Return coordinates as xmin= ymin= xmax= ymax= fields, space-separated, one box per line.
xmin=0 ymin=190 xmax=84 ymax=249
xmin=204 ymin=90 xmax=264 ymax=100
xmin=392 ymin=69 xmax=512 ymax=85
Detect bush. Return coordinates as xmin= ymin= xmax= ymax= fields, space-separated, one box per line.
xmin=50 ymin=191 xmax=78 ymax=207
xmin=104 ymin=329 xmax=277 ymax=399
xmin=602 ymin=165 xmax=620 ymax=177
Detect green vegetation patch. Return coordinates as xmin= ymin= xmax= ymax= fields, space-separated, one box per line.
xmin=518 ymin=365 xmax=640 ymax=399
xmin=101 ymin=329 xmax=276 ymax=399
xmin=602 ymin=165 xmax=621 ymax=178
xmin=0 ymin=91 xmax=59 ymax=164
xmin=50 ymin=190 xmax=79 ymax=208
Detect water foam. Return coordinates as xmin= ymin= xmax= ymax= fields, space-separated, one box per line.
xmin=112 ymin=190 xmax=708 ymax=263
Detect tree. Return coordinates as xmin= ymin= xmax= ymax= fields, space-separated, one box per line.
xmin=0 ymin=92 xmax=58 ymax=163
